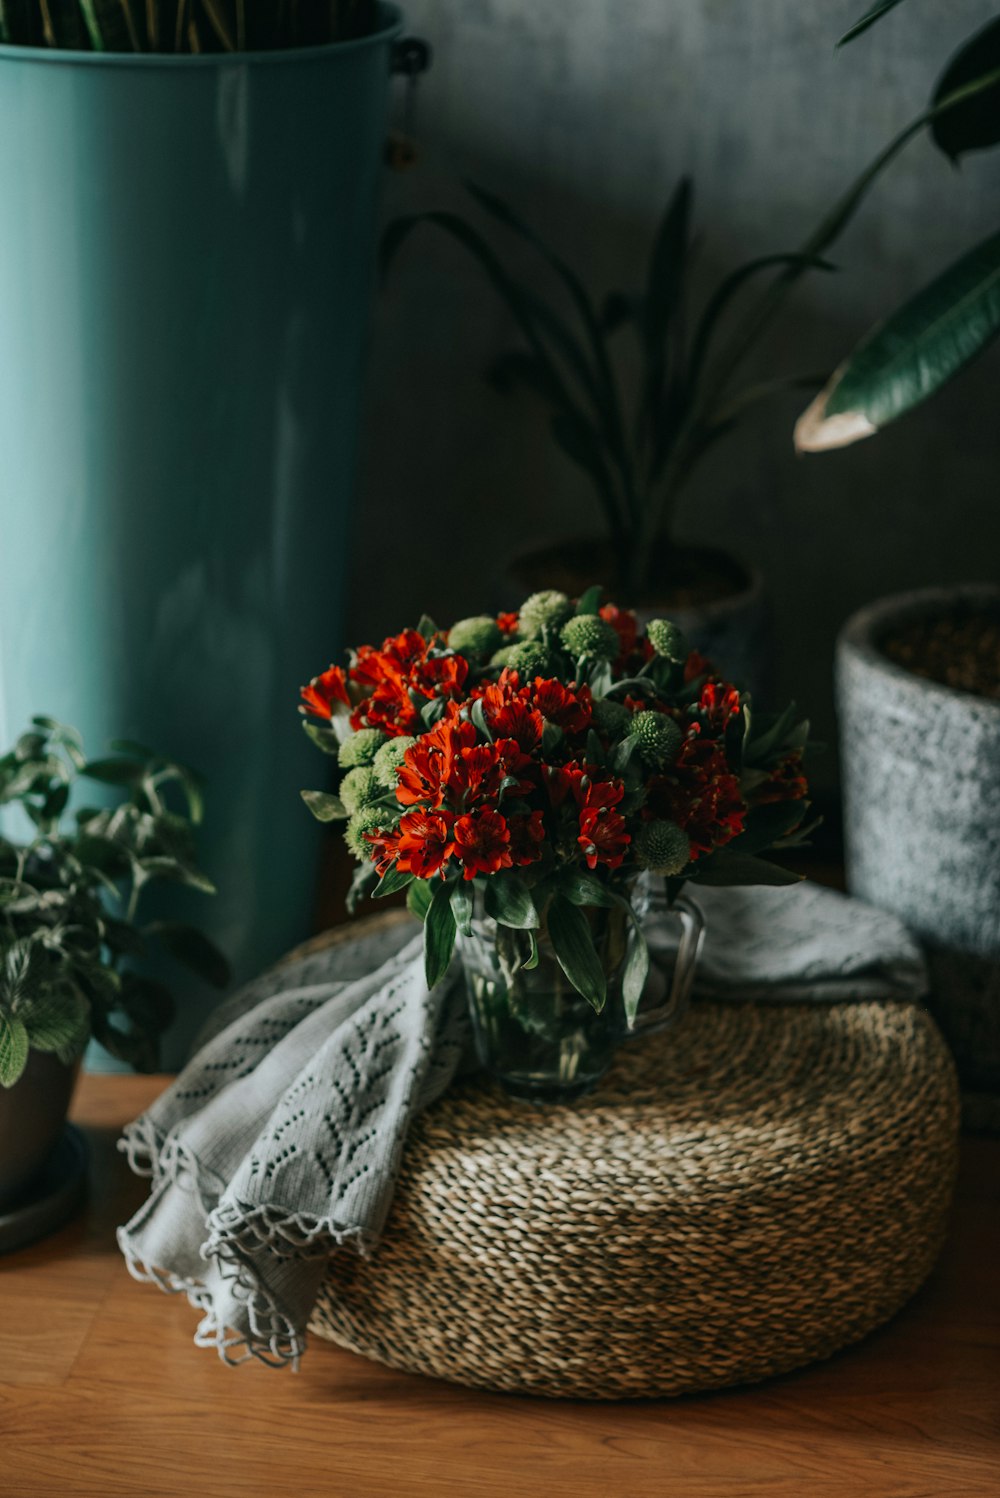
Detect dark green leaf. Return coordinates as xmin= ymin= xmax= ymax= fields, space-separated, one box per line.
xmin=450 ymin=882 xmax=474 ymax=937
xmin=576 ymin=585 xmax=604 ymax=615
xmin=641 ymin=176 xmax=692 ymax=425
xmin=300 ymin=789 xmax=348 ymax=823
xmin=837 ymin=0 xmax=907 ymax=47
xmin=145 ymin=921 xmax=230 ymax=988
xmin=0 ymin=1010 xmax=30 ymax=1087
xmin=470 ymin=698 xmax=493 ymax=742
xmin=796 ymin=228 xmax=1000 ymax=450
xmin=559 ymin=868 xmax=616 ymax=910
xmin=931 ymin=18 xmax=1000 ymax=160
xmin=373 ymin=866 xmax=414 ymax=899
xmin=484 ymin=876 xmax=538 ymax=929
xmin=301 ymin=720 xmax=342 ymax=756
xmin=416 ymin=613 xmax=438 ymax=641
xmin=424 ymin=879 xmax=457 ymax=989
xmin=81 ymin=757 xmax=143 ymax=787
xmin=407 ymin=879 xmax=433 ymax=921
xmin=621 ymin=922 xmax=650 ymax=1029
xmin=546 ymin=894 xmax=607 ymax=1012
xmin=19 ymin=987 xmax=91 ymax=1064
xmin=736 ymin=801 xmax=811 ymax=856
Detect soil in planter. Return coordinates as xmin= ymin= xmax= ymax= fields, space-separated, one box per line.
xmin=882 ymin=609 xmax=1000 ymax=702
xmin=512 ymin=540 xmax=751 ymax=611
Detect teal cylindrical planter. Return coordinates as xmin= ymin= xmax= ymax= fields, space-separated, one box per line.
xmin=0 ymin=7 xmax=406 ymax=1064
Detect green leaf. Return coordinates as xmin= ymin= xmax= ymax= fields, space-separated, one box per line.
xmin=621 ymin=922 xmax=650 ymax=1029
xmin=931 ymin=18 xmax=1000 ymax=161
xmin=300 ymin=789 xmax=348 ymax=823
xmin=0 ymin=1010 xmax=30 ymax=1088
xmin=484 ymin=876 xmax=538 ymax=930
xmin=736 ymin=801 xmax=811 ymax=856
xmin=416 ymin=613 xmax=438 ymax=641
xmin=470 ymin=698 xmax=493 ymax=742
xmin=424 ymin=879 xmax=457 ymax=989
xmin=546 ymin=894 xmax=607 ymax=1012
xmin=560 ymin=868 xmax=616 ymax=909
xmin=694 ymin=850 xmax=803 ymax=887
xmin=302 ymin=720 xmax=342 ymax=756
xmin=450 ymin=881 xmax=474 ymax=937
xmin=80 ymin=757 xmax=144 ymax=786
xmin=19 ymin=987 xmax=91 ymax=1064
xmin=145 ymin=921 xmax=231 ymax=988
xmin=407 ymin=879 xmax=433 ymax=921
xmin=688 ymin=254 xmax=834 ymax=391
xmin=796 ymin=228 xmax=1000 ymax=450
xmin=134 ymin=856 xmax=217 ymax=896
xmin=641 ymin=176 xmax=693 ymax=428
xmin=373 ymin=866 xmax=414 ymax=899
xmin=837 ymin=0 xmax=907 ymax=47
xmin=576 ymin=585 xmax=604 ymax=615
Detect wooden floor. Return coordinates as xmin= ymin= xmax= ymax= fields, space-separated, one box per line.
xmin=1 ymin=1074 xmax=997 ymax=1498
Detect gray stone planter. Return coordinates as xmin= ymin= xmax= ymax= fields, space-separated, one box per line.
xmin=837 ymin=584 xmax=1000 ymax=1124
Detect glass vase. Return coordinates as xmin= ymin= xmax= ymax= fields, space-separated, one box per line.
xmin=458 ymin=891 xmax=705 ymax=1103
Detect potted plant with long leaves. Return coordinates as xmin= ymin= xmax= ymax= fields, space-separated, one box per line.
xmin=792 ymin=4 xmax=1000 ymax=1122
xmin=0 ymin=1 xmax=427 ymax=1062
xmin=0 ymin=717 xmax=227 ymax=1216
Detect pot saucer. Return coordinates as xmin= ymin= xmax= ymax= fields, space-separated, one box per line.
xmin=0 ymin=1126 xmax=87 ymax=1255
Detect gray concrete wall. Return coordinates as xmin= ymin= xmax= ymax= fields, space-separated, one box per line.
xmin=348 ymin=0 xmax=1000 ymax=788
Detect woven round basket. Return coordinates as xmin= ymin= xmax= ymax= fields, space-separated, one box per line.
xmin=304 ymin=912 xmax=959 ymax=1399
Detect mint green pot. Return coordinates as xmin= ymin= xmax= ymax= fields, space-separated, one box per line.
xmin=0 ymin=7 xmax=410 ymax=1064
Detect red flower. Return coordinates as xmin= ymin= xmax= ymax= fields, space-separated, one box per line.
xmin=699 ymin=679 xmax=742 ymax=731
xmin=546 ymin=762 xmax=624 ymax=810
xmin=647 ymin=735 xmax=746 ymax=859
xmin=683 ymin=650 xmax=712 ymax=685
xmin=300 ymin=665 xmax=350 ymax=719
xmin=394 ymin=810 xmax=455 ymax=880
xmin=530 ymin=678 xmax=593 ymax=735
xmin=478 ymin=674 xmax=544 ymax=752
xmin=496 ymin=611 xmax=520 ymax=636
xmin=509 ymin=809 xmax=546 ymax=866
xmin=599 ymin=603 xmax=639 ymax=669
xmin=364 ymin=825 xmax=401 ymax=878
xmin=396 ymin=718 xmax=477 ymax=808
xmin=453 ymin=808 xmax=513 ymax=880
xmin=578 ymin=805 xmax=630 ymax=870
xmin=756 ymin=754 xmax=809 ymax=806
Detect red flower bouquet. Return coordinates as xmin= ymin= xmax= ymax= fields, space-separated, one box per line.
xmin=300 ymin=589 xmax=812 ymax=1045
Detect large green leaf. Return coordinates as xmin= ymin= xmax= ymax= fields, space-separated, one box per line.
xmin=19 ymin=987 xmax=91 ymax=1064
xmin=546 ymin=895 xmax=607 ymax=1012
xmin=931 ymin=18 xmax=1000 ymax=161
xmin=837 ymin=0 xmax=908 ymax=48
xmin=300 ymin=789 xmax=348 ymax=823
xmin=484 ymin=875 xmax=538 ymax=930
xmin=423 ymin=879 xmax=457 ymax=989
xmin=795 ymin=228 xmax=1000 ymax=450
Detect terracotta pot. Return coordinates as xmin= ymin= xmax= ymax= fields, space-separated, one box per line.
xmin=499 ymin=538 xmax=770 ymax=697
xmin=0 ymin=1050 xmax=77 ymax=1211
xmin=837 ymin=583 xmax=1000 ymax=1121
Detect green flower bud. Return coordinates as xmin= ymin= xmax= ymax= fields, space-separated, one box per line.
xmin=646 ymin=618 xmax=687 ymax=662
xmin=345 ymin=803 xmax=396 ymax=861
xmin=560 ymin=613 xmax=620 ymax=662
xmin=340 ymin=765 xmax=383 ymax=815
xmin=448 ymin=615 xmax=504 ymax=658
xmin=592 ymin=699 xmax=632 ymax=738
xmin=631 ymin=710 xmax=683 ymax=766
xmin=518 ymin=589 xmax=573 ymax=640
xmin=337 ymin=728 xmax=386 ymax=769
xmin=372 ymin=735 xmax=416 ymax=789
xmin=506 ymin=641 xmax=557 ymax=678
xmin=633 ymin=820 xmax=690 ymax=876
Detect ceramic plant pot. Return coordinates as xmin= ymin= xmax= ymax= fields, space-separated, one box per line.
xmin=0 ymin=1050 xmax=77 ymax=1211
xmin=837 ymin=584 xmax=1000 ymax=1120
xmin=0 ymin=5 xmax=422 ymax=1062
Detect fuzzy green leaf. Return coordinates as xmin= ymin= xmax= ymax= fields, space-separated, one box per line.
xmin=0 ymin=1010 xmax=30 ymax=1088
xmin=301 ymin=720 xmax=342 ymax=755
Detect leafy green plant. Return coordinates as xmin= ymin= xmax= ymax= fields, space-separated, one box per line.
xmin=795 ymin=7 xmax=1000 ymax=450
xmin=0 ymin=717 xmax=228 ymax=1087
xmin=384 ymin=20 xmax=1000 ymax=597
xmin=0 ymin=0 xmax=377 ymax=52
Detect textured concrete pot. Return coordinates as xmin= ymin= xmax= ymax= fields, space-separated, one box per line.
xmin=837 ymin=584 xmax=1000 ymax=1119
xmin=500 ymin=540 xmax=770 ymax=698
xmin=0 ymin=1050 xmax=77 ymax=1211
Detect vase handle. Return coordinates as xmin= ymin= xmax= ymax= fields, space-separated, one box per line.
xmin=629 ymin=896 xmax=706 ymax=1035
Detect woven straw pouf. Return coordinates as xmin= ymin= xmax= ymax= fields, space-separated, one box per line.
xmin=306 ymin=914 xmax=959 ymax=1399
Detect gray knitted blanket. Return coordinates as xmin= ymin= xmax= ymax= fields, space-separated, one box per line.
xmin=118 ymin=881 xmax=927 ymax=1368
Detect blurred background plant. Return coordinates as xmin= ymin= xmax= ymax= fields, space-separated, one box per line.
xmin=0 ymin=0 xmax=378 ymax=51
xmin=384 ymin=14 xmax=1000 ymax=603
xmin=0 ymin=718 xmax=228 ymax=1087
xmin=796 ymin=4 xmax=1000 ymax=450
